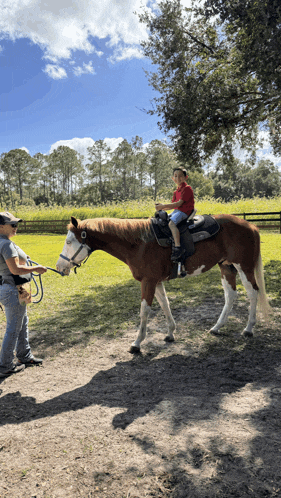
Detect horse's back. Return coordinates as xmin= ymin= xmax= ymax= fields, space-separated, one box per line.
xmin=214 ymin=213 xmax=258 ymax=230
xmin=213 ymin=213 xmax=260 ymax=265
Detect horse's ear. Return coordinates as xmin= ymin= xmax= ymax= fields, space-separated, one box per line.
xmin=71 ymin=217 xmax=78 ymax=228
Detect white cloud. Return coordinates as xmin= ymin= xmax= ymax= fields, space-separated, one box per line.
xmin=49 ymin=136 xmax=124 ymax=160
xmin=20 ymin=146 xmax=30 ymax=154
xmin=180 ymin=0 xmax=193 ymax=8
xmin=43 ymin=64 xmax=67 ymax=79
xmin=258 ymin=130 xmax=271 ymax=148
xmin=0 ymin=0 xmax=151 ymax=77
xmin=73 ymin=61 xmax=95 ymax=77
xmin=108 ymin=45 xmax=143 ymax=63
xmin=103 ymin=137 xmax=124 ymax=151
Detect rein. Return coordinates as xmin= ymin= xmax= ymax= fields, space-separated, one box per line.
xmin=59 ymin=230 xmax=94 ymax=274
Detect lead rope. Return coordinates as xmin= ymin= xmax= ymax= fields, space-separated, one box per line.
xmin=27 ymin=259 xmax=64 ymax=304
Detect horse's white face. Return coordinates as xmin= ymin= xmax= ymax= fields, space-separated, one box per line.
xmin=56 ymin=230 xmax=91 ymax=276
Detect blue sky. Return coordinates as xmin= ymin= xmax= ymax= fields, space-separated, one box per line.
xmin=0 ymin=0 xmax=279 ymax=167
xmin=0 ymin=0 xmax=166 ymax=159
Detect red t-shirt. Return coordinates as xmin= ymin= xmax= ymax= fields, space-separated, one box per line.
xmin=172 ymin=182 xmax=194 ymax=215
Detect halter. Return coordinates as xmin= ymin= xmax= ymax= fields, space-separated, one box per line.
xmin=59 ymin=230 xmax=94 ymax=272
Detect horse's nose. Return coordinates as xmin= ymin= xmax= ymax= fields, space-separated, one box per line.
xmin=61 ymin=266 xmax=70 ymax=276
xmin=56 ymin=262 xmax=68 ymax=275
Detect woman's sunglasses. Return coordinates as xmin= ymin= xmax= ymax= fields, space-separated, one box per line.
xmin=10 ymin=224 xmax=18 ymax=228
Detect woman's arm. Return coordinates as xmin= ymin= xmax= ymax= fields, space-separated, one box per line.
xmin=5 ymin=257 xmax=47 ymax=275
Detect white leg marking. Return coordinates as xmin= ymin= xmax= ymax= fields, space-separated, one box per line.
xmin=155 ymin=282 xmax=176 ymax=341
xmin=234 ymin=264 xmax=258 ymax=335
xmin=210 ymin=276 xmax=237 ymax=332
xmin=188 ymin=265 xmax=206 ymax=277
xmin=132 ymin=299 xmax=151 ymax=349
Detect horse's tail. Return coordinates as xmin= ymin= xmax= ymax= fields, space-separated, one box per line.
xmin=254 ymin=250 xmax=271 ymax=318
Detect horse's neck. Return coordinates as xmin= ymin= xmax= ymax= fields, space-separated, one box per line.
xmin=93 ymin=232 xmax=137 ymax=264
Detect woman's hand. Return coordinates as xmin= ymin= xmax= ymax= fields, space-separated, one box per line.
xmin=33 ymin=266 xmax=47 ymax=275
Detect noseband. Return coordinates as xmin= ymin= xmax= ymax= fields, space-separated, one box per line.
xmin=59 ymin=230 xmax=94 ymax=271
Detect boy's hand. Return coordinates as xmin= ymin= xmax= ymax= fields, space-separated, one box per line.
xmin=155 ymin=203 xmax=164 ymax=211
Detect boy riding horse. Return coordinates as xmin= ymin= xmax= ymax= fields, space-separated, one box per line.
xmin=155 ymin=167 xmax=194 ymax=261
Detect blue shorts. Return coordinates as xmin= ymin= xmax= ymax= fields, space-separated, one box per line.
xmin=169 ymin=210 xmax=188 ymax=225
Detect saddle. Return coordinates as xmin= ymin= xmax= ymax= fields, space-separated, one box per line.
xmin=151 ymin=210 xmax=220 ymax=279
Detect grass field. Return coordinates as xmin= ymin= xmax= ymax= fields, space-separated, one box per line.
xmin=8 ymin=196 xmax=281 ymax=221
xmin=0 ymin=230 xmax=280 ymax=357
xmin=1 ymin=207 xmax=280 ymax=498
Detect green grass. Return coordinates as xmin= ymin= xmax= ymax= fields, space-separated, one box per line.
xmin=7 ymin=196 xmax=281 ymax=221
xmin=0 ymin=231 xmax=280 ymax=357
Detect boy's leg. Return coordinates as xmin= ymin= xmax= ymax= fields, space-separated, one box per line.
xmin=169 ymin=210 xmax=188 ymax=261
xmin=168 ymin=220 xmax=181 ymax=247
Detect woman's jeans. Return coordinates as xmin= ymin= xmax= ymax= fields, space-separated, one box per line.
xmin=0 ymin=284 xmax=32 ymax=369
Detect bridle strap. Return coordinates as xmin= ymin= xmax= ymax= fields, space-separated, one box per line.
xmin=59 ymin=230 xmax=94 ymax=267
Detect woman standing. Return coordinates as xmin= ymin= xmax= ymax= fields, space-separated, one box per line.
xmin=0 ymin=212 xmax=47 ymax=378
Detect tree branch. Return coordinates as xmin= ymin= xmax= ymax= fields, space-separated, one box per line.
xmin=183 ymin=29 xmax=215 ymax=53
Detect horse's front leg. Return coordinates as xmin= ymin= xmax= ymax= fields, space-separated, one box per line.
xmin=130 ymin=279 xmax=157 ymax=354
xmin=155 ymin=282 xmax=176 ymax=343
xmin=210 ymin=264 xmax=237 ymax=334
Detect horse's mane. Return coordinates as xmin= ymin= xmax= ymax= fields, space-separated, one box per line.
xmin=68 ymin=217 xmax=153 ymax=244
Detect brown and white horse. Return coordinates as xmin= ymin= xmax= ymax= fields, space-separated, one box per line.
xmin=56 ymin=215 xmax=270 ymax=353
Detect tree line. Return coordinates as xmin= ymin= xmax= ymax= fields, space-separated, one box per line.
xmin=0 ymin=136 xmax=280 ymax=208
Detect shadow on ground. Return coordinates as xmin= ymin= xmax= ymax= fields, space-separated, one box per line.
xmin=27 ymin=266 xmax=224 ymax=354
xmin=1 ymin=337 xmax=281 ymax=496
xmin=29 ymin=279 xmax=142 ymax=352
xmin=1 ymin=262 xmax=280 ymax=496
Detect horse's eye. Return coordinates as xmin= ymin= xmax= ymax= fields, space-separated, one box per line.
xmin=66 ymin=240 xmax=71 ymax=245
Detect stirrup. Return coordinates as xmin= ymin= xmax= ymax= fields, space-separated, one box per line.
xmin=177 ymin=262 xmax=187 ymax=278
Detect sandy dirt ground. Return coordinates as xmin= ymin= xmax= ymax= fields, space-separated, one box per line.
xmin=1 ymin=299 xmax=281 ymax=498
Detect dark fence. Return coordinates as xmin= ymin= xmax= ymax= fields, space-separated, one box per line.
xmin=16 ymin=211 xmax=281 ymax=234
xmin=17 ymin=220 xmax=68 ymax=234
xmin=232 ymin=211 xmax=281 ymax=233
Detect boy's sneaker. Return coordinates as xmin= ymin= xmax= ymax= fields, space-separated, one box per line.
xmin=171 ymin=246 xmax=184 ymax=261
xmin=17 ymin=357 xmax=43 ymax=367
xmin=0 ymin=364 xmax=25 ymax=378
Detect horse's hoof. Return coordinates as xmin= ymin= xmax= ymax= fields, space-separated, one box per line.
xmin=129 ymin=345 xmax=141 ymax=354
xmin=243 ymin=330 xmax=253 ymax=338
xmin=209 ymin=328 xmax=221 ymax=336
xmin=164 ymin=336 xmax=175 ymax=343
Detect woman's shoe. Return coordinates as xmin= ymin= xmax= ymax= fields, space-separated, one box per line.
xmin=17 ymin=357 xmax=43 ymax=367
xmin=0 ymin=364 xmax=25 ymax=377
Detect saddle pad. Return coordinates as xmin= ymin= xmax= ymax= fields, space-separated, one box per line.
xmin=189 ymin=214 xmax=220 ymax=240
xmin=151 ymin=214 xmax=220 ymax=247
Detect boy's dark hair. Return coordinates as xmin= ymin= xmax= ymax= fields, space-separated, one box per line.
xmin=173 ymin=167 xmax=187 ymax=177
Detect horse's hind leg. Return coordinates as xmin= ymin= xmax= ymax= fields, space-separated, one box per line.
xmin=233 ymin=264 xmax=258 ymax=337
xmin=155 ymin=282 xmax=176 ymax=343
xmin=210 ymin=264 xmax=237 ymax=334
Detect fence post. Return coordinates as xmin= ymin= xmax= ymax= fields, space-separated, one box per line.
xmin=280 ymin=212 xmax=281 ymax=234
